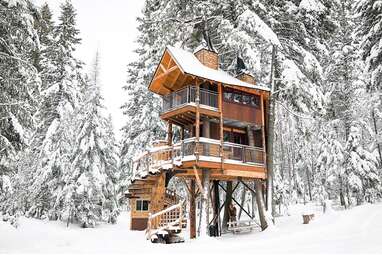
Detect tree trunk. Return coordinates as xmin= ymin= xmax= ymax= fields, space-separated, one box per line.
xmin=238 ymin=186 xmax=247 ymax=220
xmin=306 ymin=167 xmax=312 ymax=201
xmin=372 ymin=109 xmax=382 ymax=166
xmin=251 ymin=184 xmax=256 ymax=218
xmin=266 ymin=45 xmax=277 ymax=217
xmin=198 ymin=169 xmax=210 ymax=237
xmin=255 ymin=180 xmax=268 ymax=231
xmin=212 ymin=180 xmax=221 ymax=236
xmin=222 ymin=181 xmax=232 ymax=231
xmin=189 ymin=180 xmax=196 ymax=239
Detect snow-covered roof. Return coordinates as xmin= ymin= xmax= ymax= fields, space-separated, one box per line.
xmin=166 ymin=46 xmax=270 ymax=92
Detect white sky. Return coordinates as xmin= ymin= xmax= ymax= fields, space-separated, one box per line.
xmin=34 ymin=0 xmax=145 ymax=139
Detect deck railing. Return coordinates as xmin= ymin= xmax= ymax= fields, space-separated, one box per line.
xmin=132 ymin=138 xmax=265 ymax=179
xmin=162 ymin=86 xmax=218 ymax=112
xmin=132 ymin=145 xmax=181 ymax=178
xmin=181 ymin=137 xmax=265 ymax=165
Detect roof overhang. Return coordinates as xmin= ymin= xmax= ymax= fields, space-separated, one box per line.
xmin=148 ymin=46 xmax=271 ymax=96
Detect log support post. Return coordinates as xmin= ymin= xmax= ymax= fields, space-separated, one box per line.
xmin=255 ymin=179 xmax=268 ymax=231
xmin=180 ymin=126 xmax=184 ymax=141
xmin=212 ymin=180 xmax=221 ymax=236
xmin=167 ymin=121 xmax=173 ymax=146
xmin=189 ymin=179 xmax=196 ymax=239
xmin=222 ymin=181 xmax=232 ymax=231
xmin=199 ymin=168 xmax=210 ymax=237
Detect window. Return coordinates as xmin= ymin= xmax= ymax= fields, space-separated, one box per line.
xmin=136 ymin=200 xmax=149 ymax=211
xmin=242 ymin=94 xmax=251 ymax=105
xmin=223 ymin=88 xmax=260 ymax=108
xmin=223 ymin=129 xmax=248 ymax=145
xmin=250 ymin=95 xmax=260 ymax=107
xmin=233 ymin=93 xmax=242 ymax=103
xmin=224 ymin=91 xmax=233 ymax=101
xmin=223 ymin=131 xmax=231 ymax=142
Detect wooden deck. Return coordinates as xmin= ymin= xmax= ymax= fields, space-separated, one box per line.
xmin=132 ymin=137 xmax=266 ymax=181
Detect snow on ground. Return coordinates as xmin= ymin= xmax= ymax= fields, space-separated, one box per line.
xmin=1 ymin=202 xmax=382 ymax=254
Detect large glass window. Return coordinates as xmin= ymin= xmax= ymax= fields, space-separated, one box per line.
xmin=136 ymin=200 xmax=149 ymax=211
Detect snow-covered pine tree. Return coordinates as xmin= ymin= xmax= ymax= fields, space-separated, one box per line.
xmin=0 ymin=0 xmax=40 ymax=219
xmin=17 ymin=4 xmax=62 ymax=218
xmin=27 ymin=0 xmax=84 ymax=220
xmin=356 ymin=0 xmax=382 ymax=92
xmin=314 ymin=0 xmax=358 ymax=208
xmin=315 ymin=126 xmax=345 ymax=204
xmin=345 ymin=125 xmax=380 ymax=205
xmin=57 ymin=52 xmax=119 ymax=228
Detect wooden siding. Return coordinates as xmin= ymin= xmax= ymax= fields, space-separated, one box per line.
xmin=223 ymin=101 xmax=262 ymax=124
xmin=131 ymin=218 xmax=148 ymax=231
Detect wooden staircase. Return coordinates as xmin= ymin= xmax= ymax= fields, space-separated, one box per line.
xmin=146 ymin=201 xmax=187 ymax=244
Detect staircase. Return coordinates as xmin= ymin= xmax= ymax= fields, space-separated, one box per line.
xmin=146 ymin=201 xmax=187 ymax=244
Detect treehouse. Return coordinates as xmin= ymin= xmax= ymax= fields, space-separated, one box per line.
xmin=126 ymin=45 xmax=270 ymax=243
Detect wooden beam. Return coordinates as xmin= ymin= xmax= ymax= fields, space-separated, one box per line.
xmin=180 ymin=126 xmax=185 ymax=140
xmin=152 ymin=65 xmax=178 ymax=82
xmin=195 ymin=79 xmax=200 ymax=161
xmin=169 ymin=117 xmax=187 ymax=127
xmin=167 ymin=57 xmax=175 ymax=69
xmin=260 ymin=94 xmax=267 ymax=168
xmin=160 ymin=104 xmax=220 ymax=121
xmin=159 ymin=63 xmax=166 ymax=73
xmin=218 ymin=83 xmax=224 ymax=172
xmin=223 ymin=169 xmax=266 ymax=179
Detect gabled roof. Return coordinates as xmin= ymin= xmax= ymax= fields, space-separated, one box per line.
xmin=166 ymin=46 xmax=270 ymax=92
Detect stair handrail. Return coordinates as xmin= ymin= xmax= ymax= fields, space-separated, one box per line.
xmin=146 ymin=200 xmax=184 ymax=240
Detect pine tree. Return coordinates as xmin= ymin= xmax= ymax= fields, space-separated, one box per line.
xmin=356 ymin=0 xmax=382 ymax=91
xmin=57 ymin=52 xmax=119 ymax=227
xmin=0 ymin=0 xmax=40 ymax=219
xmin=27 ymin=0 xmax=84 ymax=220
xmin=345 ymin=125 xmax=380 ymax=205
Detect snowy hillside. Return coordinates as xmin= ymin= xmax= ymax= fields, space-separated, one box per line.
xmin=1 ymin=203 xmax=382 ymax=254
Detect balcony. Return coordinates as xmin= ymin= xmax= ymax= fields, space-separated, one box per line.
xmin=180 ymin=137 xmax=265 ymax=165
xmin=132 ymin=137 xmax=266 ymax=181
xmin=161 ymin=87 xmax=219 ymax=121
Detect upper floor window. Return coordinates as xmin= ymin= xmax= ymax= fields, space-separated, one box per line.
xmin=224 ymin=88 xmax=260 ymax=108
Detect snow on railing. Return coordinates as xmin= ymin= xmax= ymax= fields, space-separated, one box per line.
xmin=131 ymin=137 xmax=265 ymax=181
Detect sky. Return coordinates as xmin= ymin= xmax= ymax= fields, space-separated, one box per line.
xmin=34 ymin=0 xmax=145 ymax=139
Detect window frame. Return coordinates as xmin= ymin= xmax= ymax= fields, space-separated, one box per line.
xmin=135 ymin=200 xmax=150 ymax=212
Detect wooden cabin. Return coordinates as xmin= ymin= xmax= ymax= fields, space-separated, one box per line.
xmin=127 ymin=45 xmax=270 ymax=242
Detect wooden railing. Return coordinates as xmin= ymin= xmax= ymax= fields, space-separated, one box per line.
xmin=182 ymin=137 xmax=265 ymax=165
xmin=132 ymin=138 xmax=265 ymax=179
xmin=146 ymin=201 xmax=184 ymax=239
xmin=132 ymin=145 xmax=181 ymax=178
xmin=162 ymin=86 xmax=218 ymax=112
